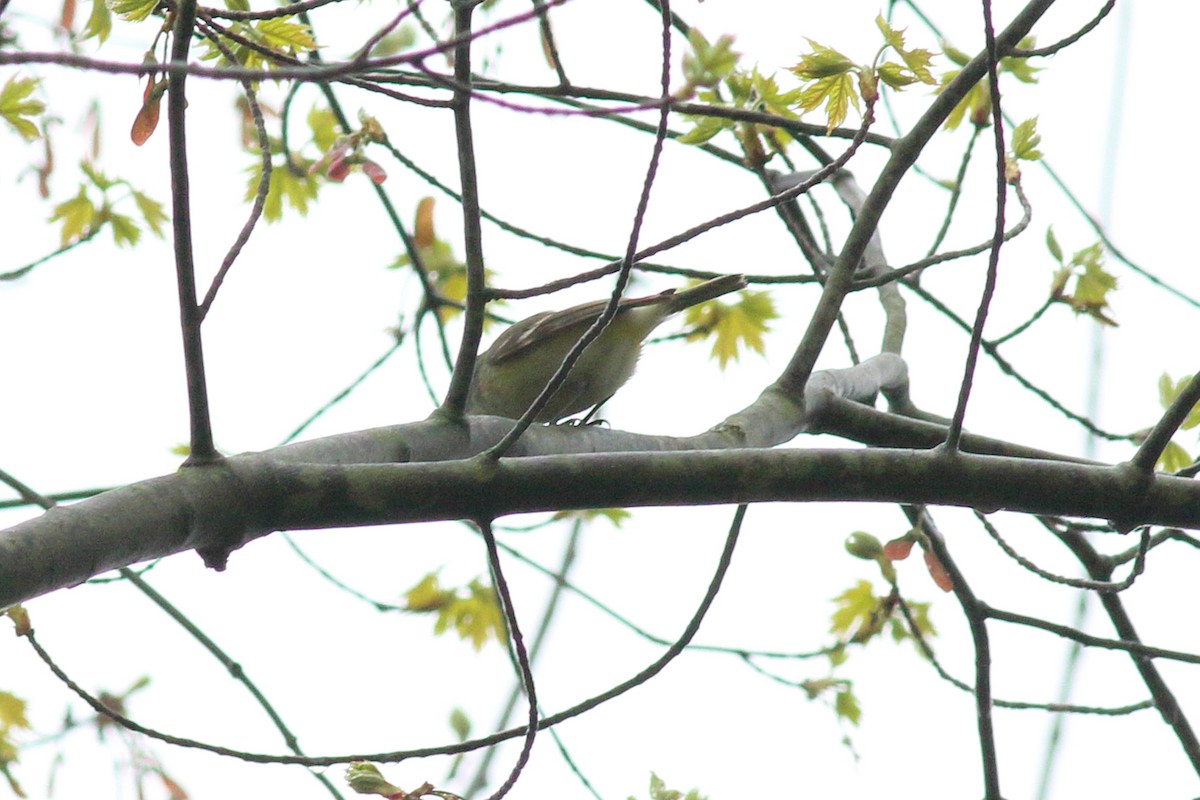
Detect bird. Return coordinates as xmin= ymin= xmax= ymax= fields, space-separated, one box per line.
xmin=465 ymin=274 xmax=747 ymax=423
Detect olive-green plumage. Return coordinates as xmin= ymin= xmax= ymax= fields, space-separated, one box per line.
xmin=466 ymin=274 xmax=747 ymax=422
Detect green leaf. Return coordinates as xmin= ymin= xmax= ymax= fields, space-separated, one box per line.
xmin=874 ymin=14 xmax=935 ymax=86
xmin=1147 ymin=374 xmax=1195 ymax=470
xmin=906 ymin=599 xmax=936 ymax=638
xmin=1001 ymin=38 xmax=1041 ymax=83
xmin=939 ymin=72 xmax=990 ymax=131
xmin=830 ymin=580 xmax=880 ymax=639
xmin=49 ymin=186 xmax=97 ymax=246
xmin=0 ymin=692 xmax=28 ymax=728
xmin=1158 ymin=440 xmax=1193 ymax=474
xmin=835 ymin=688 xmax=862 ymax=726
xmin=1071 ymin=250 xmax=1117 ymax=320
xmin=791 ymin=39 xmax=854 ymax=80
xmin=132 ymin=190 xmax=168 ymax=236
xmin=108 ymin=0 xmax=159 ymax=22
xmin=0 ymin=690 xmax=30 ymax=768
xmin=942 ymin=42 xmax=972 ymax=67
xmin=437 ymin=579 xmax=504 ymax=650
xmin=108 ymin=210 xmax=141 ymax=246
xmin=369 ymin=25 xmax=416 ymax=58
xmin=939 ymin=37 xmax=1038 ymax=132
xmin=827 ymin=644 xmax=847 ymax=666
xmin=636 ymin=773 xmax=707 ymax=800
xmin=790 ymin=40 xmax=866 ymax=130
xmin=1009 ymin=116 xmax=1042 ymax=161
xmin=875 ymin=14 xmax=904 ymax=51
xmin=877 ymin=61 xmax=920 ymax=89
xmin=685 ymin=288 xmax=776 ymax=368
xmin=255 ymin=16 xmax=318 ymax=55
xmin=205 ymin=18 xmax=318 ymax=68
xmin=404 ymin=573 xmax=449 ymax=611
xmin=1158 ymin=373 xmax=1179 ymax=410
xmin=677 ymin=114 xmax=733 ymax=145
xmin=198 ymin=23 xmax=248 ymax=65
xmin=796 ymin=72 xmax=859 ymax=133
xmin=80 ymin=161 xmax=118 ymax=191
xmin=940 ymin=37 xmax=1038 ymax=82
xmin=280 ymin=164 xmax=319 ymax=213
xmin=1045 ymin=226 xmax=1063 ymax=263
xmin=882 ymin=597 xmax=936 ymax=655
xmin=405 ymin=574 xmax=504 ymax=650
xmin=307 ymin=105 xmax=339 ymax=152
xmin=895 ymin=46 xmax=935 ymax=85
xmin=448 ymin=708 xmax=471 ymax=741
xmin=81 ymin=0 xmax=113 ymax=43
xmin=748 ymin=68 xmax=803 ymax=117
xmin=683 ymin=29 xmax=739 ymax=89
xmin=248 ymin=160 xmax=320 ymax=221
xmin=1157 ymin=374 xmax=1200 ymax=431
xmin=0 ymin=75 xmax=44 ymax=140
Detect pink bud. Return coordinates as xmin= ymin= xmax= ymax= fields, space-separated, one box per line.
xmin=327 ymin=155 xmax=349 ymax=182
xmin=361 ymin=160 xmax=387 ymax=185
xmin=882 ymin=538 xmax=914 ymax=561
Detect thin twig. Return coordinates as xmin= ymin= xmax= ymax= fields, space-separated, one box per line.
xmin=943 ymin=0 xmax=1009 ymax=455
xmin=439 ymin=1 xmax=491 ymax=420
xmin=920 ymin=512 xmax=1001 ymax=799
xmin=195 ymin=18 xmax=271 ymax=320
xmin=167 ymin=0 xmax=219 ymax=464
xmin=478 ymin=517 xmax=538 ymax=800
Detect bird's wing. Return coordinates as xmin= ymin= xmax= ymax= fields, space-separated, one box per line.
xmin=485 ymin=291 xmax=675 ymax=363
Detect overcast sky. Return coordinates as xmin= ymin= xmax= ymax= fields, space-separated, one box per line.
xmin=3 ymin=2 xmax=1199 ymax=799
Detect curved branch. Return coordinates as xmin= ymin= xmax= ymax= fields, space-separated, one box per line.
xmin=5 ymin=421 xmax=1199 ymax=608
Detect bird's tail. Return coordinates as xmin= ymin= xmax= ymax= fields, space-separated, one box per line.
xmin=661 ymin=273 xmax=748 ymax=313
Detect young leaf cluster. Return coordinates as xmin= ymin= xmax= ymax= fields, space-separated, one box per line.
xmin=0 ymin=690 xmax=29 ymax=797
xmin=683 ymin=287 xmax=777 ymax=368
xmin=1153 ymin=374 xmax=1200 ymax=472
xmin=1046 ymin=228 xmax=1117 ymax=326
xmin=799 ymin=676 xmax=861 ymax=727
xmin=817 ymin=569 xmax=934 ymax=732
xmin=629 ymin=772 xmax=708 ymax=800
xmin=678 ymin=16 xmax=936 ymax=151
xmin=48 ymin=163 xmax=168 ymax=248
xmin=199 ymin=15 xmax=319 ymax=71
xmin=789 ymin=15 xmax=937 ymax=133
xmin=241 ymin=105 xmax=335 ymax=222
xmin=681 ymin=29 xmax=739 ymax=93
xmin=345 ymin=762 xmax=463 ymax=800
xmin=1008 ymin=117 xmax=1043 ymax=162
xmin=404 ymin=573 xmax=505 ymax=651
xmin=80 ymin=0 xmax=161 ymax=45
xmin=389 ymin=197 xmax=503 ymax=325
xmin=830 ymin=578 xmax=935 ymax=653
xmin=938 ymin=36 xmax=1039 ymax=130
xmin=0 ymin=76 xmax=45 ymax=141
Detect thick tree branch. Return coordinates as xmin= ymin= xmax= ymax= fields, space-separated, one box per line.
xmin=0 ymin=349 xmax=1169 ymax=608
xmin=5 ymin=436 xmax=1198 ymax=607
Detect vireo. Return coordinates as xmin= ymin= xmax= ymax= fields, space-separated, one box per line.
xmin=466 ymin=274 xmax=747 ymax=422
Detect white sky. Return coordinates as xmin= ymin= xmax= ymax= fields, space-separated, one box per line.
xmin=3 ymin=1 xmax=1200 ymax=799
